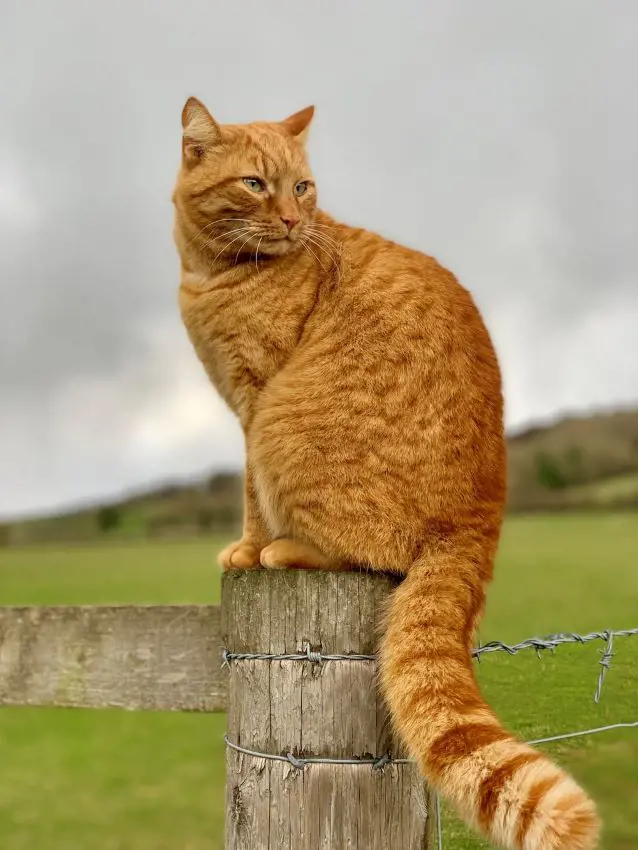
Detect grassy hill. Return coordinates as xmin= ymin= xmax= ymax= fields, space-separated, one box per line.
xmin=508 ymin=407 xmax=638 ymax=511
xmin=1 ymin=473 xmax=244 ymax=547
xmin=2 ymin=406 xmax=637 ymax=545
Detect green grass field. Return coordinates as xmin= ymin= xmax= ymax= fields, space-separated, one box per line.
xmin=0 ymin=515 xmax=637 ymax=849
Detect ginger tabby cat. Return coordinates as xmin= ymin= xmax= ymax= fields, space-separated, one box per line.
xmin=173 ymin=97 xmax=599 ymax=850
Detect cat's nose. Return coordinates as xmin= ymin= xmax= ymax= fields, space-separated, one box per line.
xmin=280 ymin=215 xmax=300 ymax=232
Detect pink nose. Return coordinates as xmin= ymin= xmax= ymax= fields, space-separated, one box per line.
xmin=281 ymin=215 xmax=300 ymax=231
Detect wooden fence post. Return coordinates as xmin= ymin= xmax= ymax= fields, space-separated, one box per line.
xmin=222 ymin=569 xmax=433 ymax=849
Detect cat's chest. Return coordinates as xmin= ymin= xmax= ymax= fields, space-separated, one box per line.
xmin=179 ymin=280 xmax=310 ymax=420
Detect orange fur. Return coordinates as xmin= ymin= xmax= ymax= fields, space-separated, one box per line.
xmin=172 ymin=98 xmax=600 ymax=849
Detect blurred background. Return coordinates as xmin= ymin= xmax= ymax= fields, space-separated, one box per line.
xmin=1 ymin=2 xmax=637 ymax=849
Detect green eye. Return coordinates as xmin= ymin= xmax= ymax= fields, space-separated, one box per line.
xmin=294 ymin=181 xmax=308 ymax=196
xmin=243 ymin=177 xmax=265 ymax=193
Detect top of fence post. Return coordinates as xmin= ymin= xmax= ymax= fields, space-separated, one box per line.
xmin=221 ymin=568 xmax=433 ymax=850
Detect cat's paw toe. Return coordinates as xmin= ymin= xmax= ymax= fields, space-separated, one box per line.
xmin=259 ymin=543 xmax=284 ymax=569
xmin=218 ymin=541 xmax=263 ymax=570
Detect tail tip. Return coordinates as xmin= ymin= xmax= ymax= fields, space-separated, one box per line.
xmin=525 ymin=788 xmax=600 ymax=850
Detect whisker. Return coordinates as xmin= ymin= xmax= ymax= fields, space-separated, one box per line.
xmin=306 ymin=221 xmax=338 ymax=234
xmin=307 ymin=222 xmax=342 ymax=239
xmin=303 ymin=233 xmax=342 ymax=285
xmin=220 ymin=227 xmax=254 ymax=238
xmin=304 ymin=233 xmax=338 ymax=267
xmin=308 ymin=221 xmax=337 ymax=231
xmin=255 ymin=236 xmax=264 ymax=272
xmin=304 ymin=229 xmax=341 ymax=261
xmin=183 ymin=222 xmax=219 ymax=251
xmin=210 ymin=218 xmax=254 ymax=225
xmin=300 ymin=237 xmax=328 ymax=270
xmin=183 ymin=218 xmax=255 ymax=251
xmin=305 ymin=226 xmax=343 ymax=253
xmin=234 ymin=234 xmax=256 ymax=265
xmin=211 ymin=228 xmax=254 ymax=265
xmin=305 ymin=224 xmax=341 ymax=248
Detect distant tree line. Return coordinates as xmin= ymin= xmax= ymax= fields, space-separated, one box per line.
xmin=534 ymin=447 xmax=585 ymax=491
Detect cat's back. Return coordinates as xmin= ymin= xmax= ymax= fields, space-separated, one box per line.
xmin=327 ymin=221 xmax=496 ymax=366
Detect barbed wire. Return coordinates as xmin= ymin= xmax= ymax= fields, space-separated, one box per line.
xmin=223 ymin=625 xmax=638 ymax=703
xmin=224 ymin=719 xmax=638 ymax=771
xmin=473 ymin=626 xmax=638 ymax=702
xmin=222 ymin=646 xmax=375 ymax=666
xmin=223 ymin=624 xmax=638 ymax=850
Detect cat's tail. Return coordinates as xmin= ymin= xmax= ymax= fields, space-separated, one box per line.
xmin=379 ymin=546 xmax=600 ymax=850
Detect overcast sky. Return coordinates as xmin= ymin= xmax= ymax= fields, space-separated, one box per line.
xmin=1 ymin=1 xmax=637 ymax=519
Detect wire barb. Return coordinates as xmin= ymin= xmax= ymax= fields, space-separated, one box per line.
xmin=594 ymin=630 xmax=614 ymax=703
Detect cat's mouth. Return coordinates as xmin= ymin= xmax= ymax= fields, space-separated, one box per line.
xmin=267 ymin=231 xmax=300 ymax=243
xmin=257 ymin=234 xmax=304 ymax=257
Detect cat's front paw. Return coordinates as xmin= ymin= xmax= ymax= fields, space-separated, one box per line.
xmin=218 ymin=540 xmax=264 ymax=570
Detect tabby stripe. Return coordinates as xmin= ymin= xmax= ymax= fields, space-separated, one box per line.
xmin=390 ymin=645 xmax=469 ymax=673
xmin=427 ymin=723 xmax=510 ymax=780
xmin=401 ymin=684 xmax=485 ymax=723
xmin=189 ymin=177 xmax=246 ymax=198
xmin=515 ymin=774 xmax=560 ymax=847
xmin=477 ymin=752 xmax=544 ymax=832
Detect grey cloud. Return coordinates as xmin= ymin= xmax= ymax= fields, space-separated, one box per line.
xmin=1 ymin=0 xmax=637 ymax=517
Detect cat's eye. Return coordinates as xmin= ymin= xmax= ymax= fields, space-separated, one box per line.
xmin=294 ymin=181 xmax=308 ymax=196
xmin=243 ymin=177 xmax=265 ymax=193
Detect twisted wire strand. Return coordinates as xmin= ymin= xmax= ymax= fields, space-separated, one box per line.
xmin=472 ymin=626 xmax=638 ymax=659
xmin=223 ymin=626 xmax=638 ymax=702
xmin=223 ymin=626 xmax=638 ymax=666
xmin=225 ymin=720 xmax=638 ymax=772
xmin=223 ymin=734 xmax=411 ymax=770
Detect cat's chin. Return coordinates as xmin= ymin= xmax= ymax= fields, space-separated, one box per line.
xmin=260 ymin=237 xmax=303 ymax=258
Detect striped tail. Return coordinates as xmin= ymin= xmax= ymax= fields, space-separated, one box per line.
xmin=379 ymin=549 xmax=600 ymax=849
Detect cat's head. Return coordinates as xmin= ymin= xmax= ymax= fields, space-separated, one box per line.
xmin=174 ymin=97 xmax=316 ymax=263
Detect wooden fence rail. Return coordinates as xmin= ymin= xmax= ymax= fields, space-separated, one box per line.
xmin=0 ymin=604 xmax=226 ymax=711
xmin=0 ymin=570 xmax=433 ymax=849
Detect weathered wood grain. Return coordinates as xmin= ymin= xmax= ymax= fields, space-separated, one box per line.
xmin=0 ymin=605 xmax=227 ymax=711
xmin=222 ymin=569 xmax=432 ymax=850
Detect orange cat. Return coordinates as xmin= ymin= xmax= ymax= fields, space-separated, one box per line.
xmin=173 ymin=97 xmax=599 ymax=850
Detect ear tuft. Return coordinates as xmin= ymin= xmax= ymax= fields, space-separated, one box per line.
xmin=280 ymin=105 xmax=315 ymax=144
xmin=181 ymin=97 xmax=222 ymax=164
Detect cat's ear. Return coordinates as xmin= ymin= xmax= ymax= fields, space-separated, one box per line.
xmin=181 ymin=97 xmax=222 ymax=164
xmin=280 ymin=105 xmax=314 ymax=145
